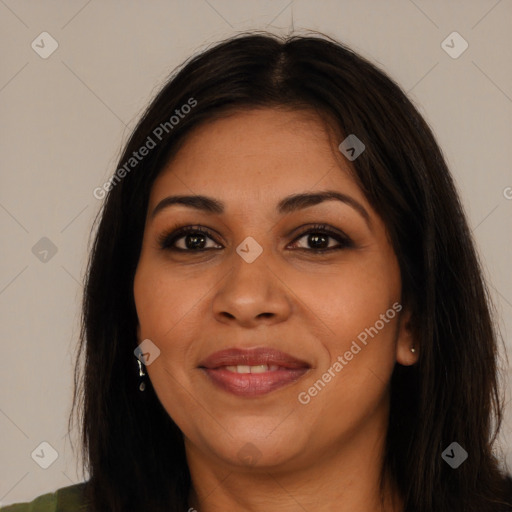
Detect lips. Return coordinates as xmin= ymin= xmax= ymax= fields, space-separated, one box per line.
xmin=198 ymin=347 xmax=311 ymax=397
xmin=198 ymin=347 xmax=310 ymax=370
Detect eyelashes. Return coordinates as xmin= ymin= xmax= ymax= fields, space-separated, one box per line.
xmin=157 ymin=224 xmax=221 ymax=252
xmin=157 ymin=223 xmax=354 ymax=255
xmin=287 ymin=223 xmax=354 ymax=252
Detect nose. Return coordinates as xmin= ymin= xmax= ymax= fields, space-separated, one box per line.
xmin=211 ymin=248 xmax=292 ymax=328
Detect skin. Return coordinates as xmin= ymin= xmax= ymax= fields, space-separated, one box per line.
xmin=133 ymin=108 xmax=418 ymax=511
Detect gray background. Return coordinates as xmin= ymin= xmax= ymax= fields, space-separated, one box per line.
xmin=1 ymin=0 xmax=511 ymax=506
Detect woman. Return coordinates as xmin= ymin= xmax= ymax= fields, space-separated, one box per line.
xmin=3 ymin=31 xmax=511 ymax=512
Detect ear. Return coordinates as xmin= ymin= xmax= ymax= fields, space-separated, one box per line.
xmin=136 ymin=324 xmax=141 ymax=344
xmin=395 ymin=307 xmax=419 ymax=366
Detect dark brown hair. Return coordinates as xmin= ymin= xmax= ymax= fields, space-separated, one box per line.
xmin=71 ymin=31 xmax=512 ymax=511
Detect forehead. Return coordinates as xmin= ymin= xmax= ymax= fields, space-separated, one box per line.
xmin=150 ymin=108 xmax=364 ymax=209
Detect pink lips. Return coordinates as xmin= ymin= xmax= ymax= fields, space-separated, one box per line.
xmin=198 ymin=347 xmax=310 ymax=397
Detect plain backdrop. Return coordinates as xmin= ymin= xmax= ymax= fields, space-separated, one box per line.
xmin=1 ymin=0 xmax=511 ymax=506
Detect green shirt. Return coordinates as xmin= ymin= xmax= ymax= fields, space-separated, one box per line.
xmin=0 ymin=483 xmax=88 ymax=512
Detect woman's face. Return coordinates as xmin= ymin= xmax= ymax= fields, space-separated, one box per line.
xmin=133 ymin=108 xmax=416 ymax=472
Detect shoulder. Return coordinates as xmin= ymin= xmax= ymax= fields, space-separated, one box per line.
xmin=0 ymin=482 xmax=88 ymax=512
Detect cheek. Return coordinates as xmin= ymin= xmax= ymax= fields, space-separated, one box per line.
xmin=297 ymin=268 xmax=400 ymax=436
xmin=291 ymin=252 xmax=401 ymax=346
xmin=133 ymin=260 xmax=204 ymax=417
xmin=295 ymin=249 xmax=401 ymax=406
xmin=134 ymin=259 xmax=206 ymax=342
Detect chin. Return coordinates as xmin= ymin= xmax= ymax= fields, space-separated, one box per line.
xmin=204 ymin=423 xmax=310 ymax=469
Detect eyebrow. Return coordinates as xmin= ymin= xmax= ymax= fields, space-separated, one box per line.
xmin=151 ymin=190 xmax=371 ymax=226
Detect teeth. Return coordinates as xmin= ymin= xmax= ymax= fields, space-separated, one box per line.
xmin=251 ymin=365 xmax=269 ymax=373
xmin=224 ymin=364 xmax=280 ymax=373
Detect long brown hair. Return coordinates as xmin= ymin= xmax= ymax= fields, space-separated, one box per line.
xmin=70 ymin=31 xmax=512 ymax=511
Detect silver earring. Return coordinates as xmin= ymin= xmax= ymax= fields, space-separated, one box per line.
xmin=410 ymin=347 xmax=416 ymax=353
xmin=137 ymin=359 xmax=146 ymax=392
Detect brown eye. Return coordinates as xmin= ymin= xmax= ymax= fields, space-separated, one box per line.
xmin=158 ymin=226 xmax=221 ymax=252
xmin=289 ymin=224 xmax=353 ymax=253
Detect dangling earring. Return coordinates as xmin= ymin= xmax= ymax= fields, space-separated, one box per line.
xmin=137 ymin=359 xmax=146 ymax=392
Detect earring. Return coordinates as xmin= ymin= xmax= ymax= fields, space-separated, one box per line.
xmin=137 ymin=359 xmax=146 ymax=392
xmin=410 ymin=347 xmax=416 ymax=353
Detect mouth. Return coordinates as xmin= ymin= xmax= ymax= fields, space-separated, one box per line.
xmin=198 ymin=347 xmax=311 ymax=397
